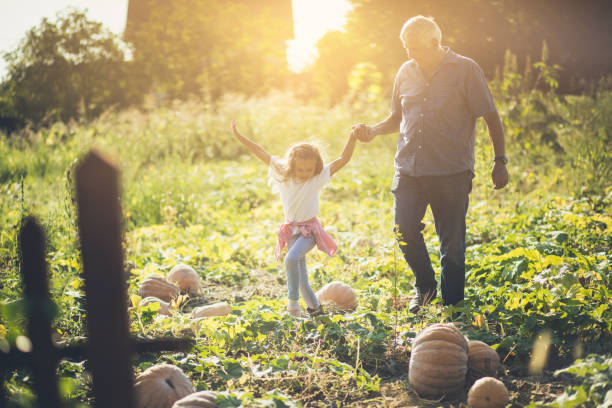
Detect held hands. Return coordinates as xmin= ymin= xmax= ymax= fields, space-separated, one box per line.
xmin=351 ymin=123 xmax=375 ymax=142
xmin=492 ymin=162 xmax=509 ymax=189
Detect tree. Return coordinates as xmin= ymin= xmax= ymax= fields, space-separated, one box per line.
xmin=125 ymin=0 xmax=293 ymax=100
xmin=310 ymin=30 xmax=362 ymax=104
xmin=1 ymin=8 xmax=138 ymax=130
xmin=308 ymin=0 xmax=612 ymax=101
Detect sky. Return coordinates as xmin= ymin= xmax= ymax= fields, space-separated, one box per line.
xmin=0 ymin=0 xmax=351 ymax=79
xmin=287 ymin=0 xmax=352 ymax=72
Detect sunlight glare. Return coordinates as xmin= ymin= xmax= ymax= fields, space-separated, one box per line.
xmin=287 ymin=0 xmax=352 ymax=73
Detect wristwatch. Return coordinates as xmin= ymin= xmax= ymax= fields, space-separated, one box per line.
xmin=494 ymin=156 xmax=508 ymax=165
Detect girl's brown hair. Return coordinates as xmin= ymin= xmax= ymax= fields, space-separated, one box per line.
xmin=272 ymin=143 xmax=324 ymax=182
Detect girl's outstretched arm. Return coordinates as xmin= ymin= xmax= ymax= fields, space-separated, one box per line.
xmin=330 ymin=131 xmax=358 ymax=176
xmin=231 ymin=119 xmax=271 ymax=165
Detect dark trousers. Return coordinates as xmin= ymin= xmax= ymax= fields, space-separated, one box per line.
xmin=391 ymin=171 xmax=472 ymax=306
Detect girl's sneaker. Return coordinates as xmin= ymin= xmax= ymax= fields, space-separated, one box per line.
xmin=307 ymin=305 xmax=325 ymax=317
xmin=287 ymin=303 xmax=304 ymax=317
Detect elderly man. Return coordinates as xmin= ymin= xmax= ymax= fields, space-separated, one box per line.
xmin=352 ymin=16 xmax=508 ymax=312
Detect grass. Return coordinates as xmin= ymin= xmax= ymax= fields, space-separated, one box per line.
xmin=0 ymin=89 xmax=611 ymax=407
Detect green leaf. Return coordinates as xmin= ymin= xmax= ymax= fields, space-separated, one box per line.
xmin=504 ymin=258 xmax=529 ymax=281
xmin=550 ymin=231 xmax=569 ymax=244
xmin=554 ymin=386 xmax=588 ymax=407
xmin=600 ymin=390 xmax=612 ymax=408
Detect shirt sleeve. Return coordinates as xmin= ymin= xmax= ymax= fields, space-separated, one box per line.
xmin=268 ymin=156 xmax=283 ymax=191
xmin=389 ymin=67 xmax=403 ymax=118
xmin=464 ymin=61 xmax=497 ymax=118
xmin=313 ymin=163 xmax=332 ymax=189
xmin=268 ymin=156 xmax=280 ymax=176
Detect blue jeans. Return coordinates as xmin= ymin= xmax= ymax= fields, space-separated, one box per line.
xmin=392 ymin=171 xmax=472 ymax=305
xmin=284 ymin=234 xmax=320 ymax=309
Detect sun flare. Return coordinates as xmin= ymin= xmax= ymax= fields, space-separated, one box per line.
xmin=286 ymin=0 xmax=352 ymax=73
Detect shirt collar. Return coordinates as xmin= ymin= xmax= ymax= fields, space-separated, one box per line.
xmin=406 ymin=46 xmax=459 ymax=70
xmin=439 ymin=46 xmax=460 ymax=65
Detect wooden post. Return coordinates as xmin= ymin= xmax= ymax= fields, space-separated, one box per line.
xmin=75 ymin=149 xmax=134 ymax=408
xmin=1 ymin=148 xmax=192 ymax=407
xmin=18 ymin=217 xmax=61 ymax=408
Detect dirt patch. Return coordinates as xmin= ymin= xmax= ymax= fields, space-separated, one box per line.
xmin=346 ymin=372 xmax=569 ymax=408
xmin=505 ymin=372 xmax=568 ymax=406
xmin=179 ymin=268 xmax=286 ymax=311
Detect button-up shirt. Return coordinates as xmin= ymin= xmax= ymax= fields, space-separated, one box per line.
xmin=390 ymin=47 xmax=497 ymax=176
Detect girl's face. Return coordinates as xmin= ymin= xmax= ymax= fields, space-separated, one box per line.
xmin=293 ymin=157 xmax=317 ymax=182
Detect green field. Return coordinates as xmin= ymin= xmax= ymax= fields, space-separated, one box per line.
xmin=1 ymin=89 xmax=611 ymax=407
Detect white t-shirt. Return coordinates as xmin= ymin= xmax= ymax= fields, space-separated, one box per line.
xmin=268 ymin=156 xmax=332 ymax=223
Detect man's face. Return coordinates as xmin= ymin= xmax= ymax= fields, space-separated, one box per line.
xmin=403 ymin=41 xmax=436 ymax=64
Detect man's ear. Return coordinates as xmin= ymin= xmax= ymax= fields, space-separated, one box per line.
xmin=429 ymin=38 xmax=439 ymax=49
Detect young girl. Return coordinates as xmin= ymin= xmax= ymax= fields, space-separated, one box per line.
xmin=231 ymin=119 xmax=358 ymax=317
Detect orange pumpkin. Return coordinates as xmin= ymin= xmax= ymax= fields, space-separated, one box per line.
xmin=168 ymin=264 xmax=201 ymax=295
xmin=172 ymin=391 xmax=218 ymax=408
xmin=468 ymin=340 xmax=501 ymax=378
xmin=408 ymin=323 xmax=468 ymax=399
xmin=316 ymin=281 xmax=357 ymax=311
xmin=467 ymin=377 xmax=509 ymax=408
xmin=140 ymin=297 xmax=172 ymax=316
xmin=138 ymin=275 xmax=180 ymax=302
xmin=192 ymin=302 xmax=232 ymax=319
xmin=134 ymin=364 xmax=194 ymax=408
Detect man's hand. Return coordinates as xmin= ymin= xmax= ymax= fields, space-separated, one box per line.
xmin=492 ymin=162 xmax=508 ymax=189
xmin=351 ymin=123 xmax=375 ymax=142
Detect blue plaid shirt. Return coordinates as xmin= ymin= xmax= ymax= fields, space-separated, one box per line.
xmin=390 ymin=47 xmax=497 ymax=176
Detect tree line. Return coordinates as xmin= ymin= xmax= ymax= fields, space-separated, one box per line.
xmin=1 ymin=0 xmax=611 ymax=132
xmin=308 ymin=0 xmax=612 ymax=103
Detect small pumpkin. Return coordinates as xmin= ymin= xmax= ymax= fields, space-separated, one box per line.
xmin=316 ymin=281 xmax=357 ymax=311
xmin=408 ymin=323 xmax=468 ymax=399
xmin=168 ymin=264 xmax=201 ymax=295
xmin=468 ymin=340 xmax=501 ymax=378
xmin=134 ymin=363 xmax=194 ymax=408
xmin=138 ymin=275 xmax=180 ymax=302
xmin=192 ymin=302 xmax=232 ymax=319
xmin=172 ymin=391 xmax=218 ymax=408
xmin=467 ymin=377 xmax=509 ymax=408
xmin=140 ymin=296 xmax=172 ymax=316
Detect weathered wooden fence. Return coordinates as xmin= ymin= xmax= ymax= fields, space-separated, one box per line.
xmin=0 ymin=149 xmax=193 ymax=407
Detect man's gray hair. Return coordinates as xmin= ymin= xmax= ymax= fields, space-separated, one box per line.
xmin=399 ymin=16 xmax=442 ymax=48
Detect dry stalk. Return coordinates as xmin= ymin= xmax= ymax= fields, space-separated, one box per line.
xmin=393 ymin=228 xmax=399 ymax=353
xmin=502 ymin=344 xmax=518 ymax=364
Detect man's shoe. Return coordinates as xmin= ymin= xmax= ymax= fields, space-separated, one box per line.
xmin=408 ymin=289 xmax=437 ymax=313
xmin=307 ymin=305 xmax=325 ymax=317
